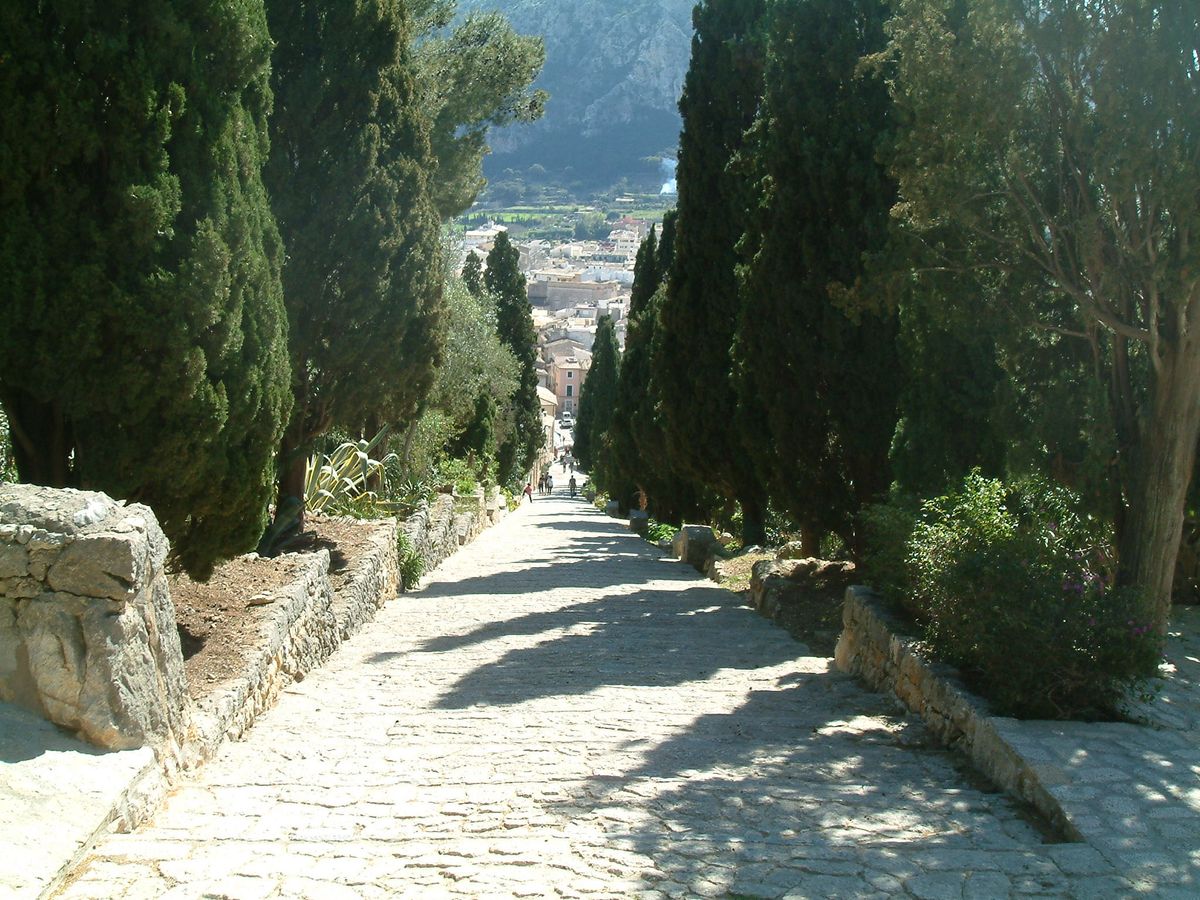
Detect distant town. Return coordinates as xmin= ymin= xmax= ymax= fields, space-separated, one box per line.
xmin=459 ymin=212 xmax=658 ymax=455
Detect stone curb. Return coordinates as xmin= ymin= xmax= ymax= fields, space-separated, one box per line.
xmin=834 ymin=586 xmax=1082 ymax=842
xmin=45 ymin=501 xmax=496 ymax=899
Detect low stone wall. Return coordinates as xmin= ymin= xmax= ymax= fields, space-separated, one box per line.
xmin=403 ymin=494 xmax=457 ymax=576
xmin=0 ymin=485 xmax=189 ymax=752
xmin=185 ymin=551 xmax=336 ymax=768
xmin=835 ymin=586 xmax=1081 ymax=840
xmin=4 ymin=481 xmax=504 ymax=859
xmin=405 ymin=491 xmax=494 ymax=581
xmin=328 ymin=518 xmax=399 ymax=641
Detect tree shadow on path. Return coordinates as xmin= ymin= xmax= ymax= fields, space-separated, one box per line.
xmin=548 ymin=676 xmax=1075 ymax=898
xmin=421 ymin=582 xmax=802 ymax=709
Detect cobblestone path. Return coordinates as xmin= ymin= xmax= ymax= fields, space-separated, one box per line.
xmin=58 ymin=495 xmax=1127 ymax=899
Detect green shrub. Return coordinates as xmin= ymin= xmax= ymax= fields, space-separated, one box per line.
xmin=435 ymin=457 xmax=478 ymax=496
xmin=646 ymin=520 xmax=679 ymax=544
xmin=397 ymin=533 xmax=425 ymax=591
xmin=864 ymin=472 xmax=1159 ymax=719
xmin=389 ymin=478 xmax=435 ymax=515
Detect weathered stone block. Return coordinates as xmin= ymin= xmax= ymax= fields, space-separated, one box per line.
xmin=0 ymin=484 xmax=189 ymax=751
xmin=0 ymin=542 xmax=29 ymax=579
xmin=777 ymin=541 xmax=808 ymax=560
xmin=628 ymin=510 xmax=650 ymax=536
xmin=47 ymin=531 xmax=146 ymax=600
xmin=672 ymin=524 xmax=717 ymax=572
xmin=605 ymin=499 xmax=621 ymax=518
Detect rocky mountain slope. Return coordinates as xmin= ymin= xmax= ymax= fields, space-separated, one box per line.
xmin=458 ymin=0 xmax=694 ymax=195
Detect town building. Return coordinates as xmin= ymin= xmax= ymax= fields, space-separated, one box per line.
xmin=528 ymin=273 xmax=622 ymax=311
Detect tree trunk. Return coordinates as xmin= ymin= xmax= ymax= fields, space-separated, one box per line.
xmin=276 ymin=418 xmax=307 ymax=519
xmin=799 ymin=524 xmax=821 ymax=558
xmin=1 ymin=388 xmax=74 ymax=487
xmin=274 ymin=383 xmax=311 ymax=536
xmin=740 ymin=491 xmax=767 ymax=547
xmin=1118 ymin=337 xmax=1200 ymax=634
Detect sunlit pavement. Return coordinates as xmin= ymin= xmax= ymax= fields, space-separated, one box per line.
xmin=57 ymin=493 xmax=1150 ymax=898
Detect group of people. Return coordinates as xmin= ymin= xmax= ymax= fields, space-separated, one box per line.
xmin=522 ymin=470 xmax=578 ymax=503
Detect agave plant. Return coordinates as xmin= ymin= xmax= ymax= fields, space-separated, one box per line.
xmin=305 ymin=428 xmax=397 ymax=515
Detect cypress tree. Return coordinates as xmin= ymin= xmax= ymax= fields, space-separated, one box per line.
xmin=573 ymin=315 xmax=619 ymax=470
xmin=604 ymin=218 xmax=713 ymax=522
xmin=264 ymin=0 xmax=443 ymax=525
xmin=461 ymin=252 xmax=484 ymax=298
xmin=602 ymin=228 xmax=659 ymax=503
xmin=486 ymin=231 xmax=541 ymax=485
xmin=734 ymin=0 xmax=900 ymax=556
xmin=653 ymin=0 xmax=769 ymax=542
xmin=0 ymin=0 xmax=291 ymax=578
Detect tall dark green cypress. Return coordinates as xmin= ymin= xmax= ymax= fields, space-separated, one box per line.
xmin=486 ymin=231 xmax=541 ymax=485
xmin=573 ymin=315 xmax=619 ymax=470
xmin=734 ymin=0 xmax=900 ymax=555
xmin=654 ymin=0 xmax=768 ymax=541
xmin=604 ymin=218 xmax=714 ymax=522
xmin=602 ymin=228 xmax=659 ymax=505
xmin=461 ymin=252 xmax=485 ymax=298
xmin=265 ymin=0 xmax=443 ymax=523
xmin=0 ymin=0 xmax=291 ymax=578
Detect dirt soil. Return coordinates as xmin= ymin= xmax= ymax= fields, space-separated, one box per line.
xmin=716 ymin=549 xmax=854 ymax=657
xmin=766 ymin=562 xmax=857 ymax=657
xmin=169 ymin=515 xmax=380 ymax=700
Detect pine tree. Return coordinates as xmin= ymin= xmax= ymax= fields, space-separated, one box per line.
xmin=734 ymin=0 xmax=900 ymax=555
xmin=0 ymin=0 xmax=291 ymax=578
xmin=486 ymin=231 xmax=542 ymax=485
xmin=573 ymin=316 xmax=619 ymax=470
xmin=264 ymin=0 xmax=443 ymax=526
xmin=653 ymin=0 xmax=769 ymax=541
xmin=411 ymin=3 xmax=547 ymax=218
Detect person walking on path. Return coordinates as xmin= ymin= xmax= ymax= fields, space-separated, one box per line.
xmin=568 ymin=475 xmax=577 ymax=498
xmin=546 ymin=473 xmax=554 ymax=495
xmin=523 ymin=481 xmax=534 ymax=503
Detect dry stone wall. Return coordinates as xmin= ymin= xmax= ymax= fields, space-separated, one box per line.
xmin=2 ymin=482 xmax=503 ymax=845
xmin=404 ymin=494 xmax=458 ymax=576
xmin=835 ymin=586 xmax=1081 ymax=841
xmin=405 ymin=491 xmax=495 ymax=579
xmin=185 ymin=551 xmax=336 ymax=766
xmin=326 ymin=518 xmax=399 ymax=641
xmin=0 ymin=485 xmax=188 ymax=751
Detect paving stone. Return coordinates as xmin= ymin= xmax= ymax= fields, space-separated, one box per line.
xmin=43 ymin=495 xmax=1186 ymax=897
xmin=906 ymin=872 xmax=967 ymax=900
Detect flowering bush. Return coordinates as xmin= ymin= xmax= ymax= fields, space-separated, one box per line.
xmin=864 ymin=473 xmax=1160 ymax=719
